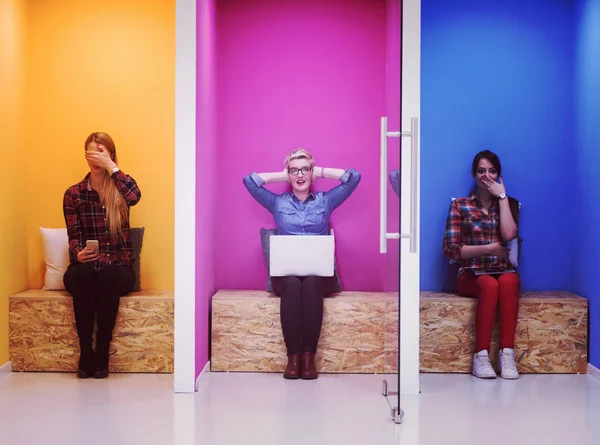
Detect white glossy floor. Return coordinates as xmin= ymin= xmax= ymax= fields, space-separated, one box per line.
xmin=1 ymin=370 xmax=599 ymax=445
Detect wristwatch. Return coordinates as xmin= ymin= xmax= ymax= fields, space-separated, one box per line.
xmin=112 ymin=166 xmax=120 ymax=174
xmin=499 ymin=192 xmax=507 ymax=200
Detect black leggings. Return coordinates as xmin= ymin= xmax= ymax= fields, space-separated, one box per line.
xmin=271 ymin=276 xmax=336 ymax=355
xmin=63 ymin=263 xmax=135 ymax=371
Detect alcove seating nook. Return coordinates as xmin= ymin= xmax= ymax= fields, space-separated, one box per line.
xmin=8 ymin=227 xmax=174 ymax=373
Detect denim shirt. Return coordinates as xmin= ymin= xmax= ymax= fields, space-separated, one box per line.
xmin=243 ymin=169 xmax=361 ymax=235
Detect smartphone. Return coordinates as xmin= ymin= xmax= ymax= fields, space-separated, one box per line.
xmin=86 ymin=240 xmax=99 ymax=254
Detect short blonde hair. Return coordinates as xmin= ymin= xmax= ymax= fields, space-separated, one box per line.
xmin=285 ymin=148 xmax=315 ymax=169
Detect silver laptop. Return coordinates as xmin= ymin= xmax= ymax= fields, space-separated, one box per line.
xmin=269 ymin=234 xmax=335 ymax=277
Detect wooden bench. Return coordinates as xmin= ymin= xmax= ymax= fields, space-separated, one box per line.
xmin=421 ymin=291 xmax=588 ymax=374
xmin=9 ymin=289 xmax=174 ymax=373
xmin=211 ymin=290 xmax=398 ymax=373
xmin=211 ymin=290 xmax=588 ymax=374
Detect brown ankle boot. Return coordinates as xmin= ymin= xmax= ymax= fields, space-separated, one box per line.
xmin=301 ymin=352 xmax=318 ymax=380
xmin=283 ymin=354 xmax=301 ymax=379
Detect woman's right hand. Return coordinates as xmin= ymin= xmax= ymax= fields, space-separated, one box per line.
xmin=486 ymin=242 xmax=509 ymax=258
xmin=77 ymin=247 xmax=99 ymax=263
xmin=256 ymin=170 xmax=289 ymax=184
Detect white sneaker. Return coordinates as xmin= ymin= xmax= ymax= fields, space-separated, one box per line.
xmin=473 ymin=350 xmax=497 ymax=379
xmin=499 ymin=348 xmax=519 ymax=379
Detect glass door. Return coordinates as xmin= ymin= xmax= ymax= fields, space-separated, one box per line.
xmin=380 ymin=0 xmax=421 ymax=424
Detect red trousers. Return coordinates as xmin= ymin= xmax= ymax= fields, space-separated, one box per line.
xmin=457 ymin=272 xmax=521 ymax=352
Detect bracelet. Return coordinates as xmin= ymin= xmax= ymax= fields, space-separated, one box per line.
xmin=321 ymin=167 xmax=325 ymax=178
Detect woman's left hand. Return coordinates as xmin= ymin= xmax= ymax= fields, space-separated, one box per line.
xmin=481 ymin=175 xmax=506 ymax=198
xmin=86 ymin=146 xmax=116 ymax=171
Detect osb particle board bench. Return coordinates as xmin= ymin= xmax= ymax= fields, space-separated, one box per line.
xmin=211 ymin=290 xmax=398 ymax=373
xmin=211 ymin=290 xmax=588 ymax=374
xmin=420 ymin=291 xmax=588 ymax=374
xmin=9 ymin=289 xmax=174 ymax=373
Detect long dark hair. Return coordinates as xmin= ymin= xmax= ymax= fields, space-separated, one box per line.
xmin=472 ymin=150 xmax=501 ymax=177
xmin=471 ymin=150 xmax=519 ymax=223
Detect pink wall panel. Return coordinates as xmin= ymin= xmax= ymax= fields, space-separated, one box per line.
xmin=215 ymin=0 xmax=389 ymax=291
xmin=196 ymin=0 xmax=217 ymax=376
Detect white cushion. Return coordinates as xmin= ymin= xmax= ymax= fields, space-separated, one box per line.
xmin=39 ymin=227 xmax=70 ymax=290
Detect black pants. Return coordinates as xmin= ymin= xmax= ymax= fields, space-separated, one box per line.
xmin=271 ymin=275 xmax=336 ymax=355
xmin=63 ymin=263 xmax=135 ymax=371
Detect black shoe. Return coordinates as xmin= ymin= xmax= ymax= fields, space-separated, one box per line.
xmin=93 ymin=369 xmax=109 ymax=379
xmin=77 ymin=348 xmax=95 ymax=379
xmin=77 ymin=368 xmax=93 ymax=379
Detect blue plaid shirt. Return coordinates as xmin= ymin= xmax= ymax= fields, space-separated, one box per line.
xmin=243 ymin=169 xmax=361 ymax=235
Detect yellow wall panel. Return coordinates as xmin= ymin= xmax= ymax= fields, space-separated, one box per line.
xmin=25 ymin=0 xmax=175 ymax=290
xmin=0 ymin=0 xmax=29 ymax=364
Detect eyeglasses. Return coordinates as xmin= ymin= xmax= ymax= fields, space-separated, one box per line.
xmin=288 ymin=167 xmax=312 ymax=176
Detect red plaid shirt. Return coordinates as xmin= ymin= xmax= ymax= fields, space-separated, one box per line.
xmin=63 ymin=170 xmax=141 ymax=266
xmin=443 ymin=194 xmax=513 ymax=276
